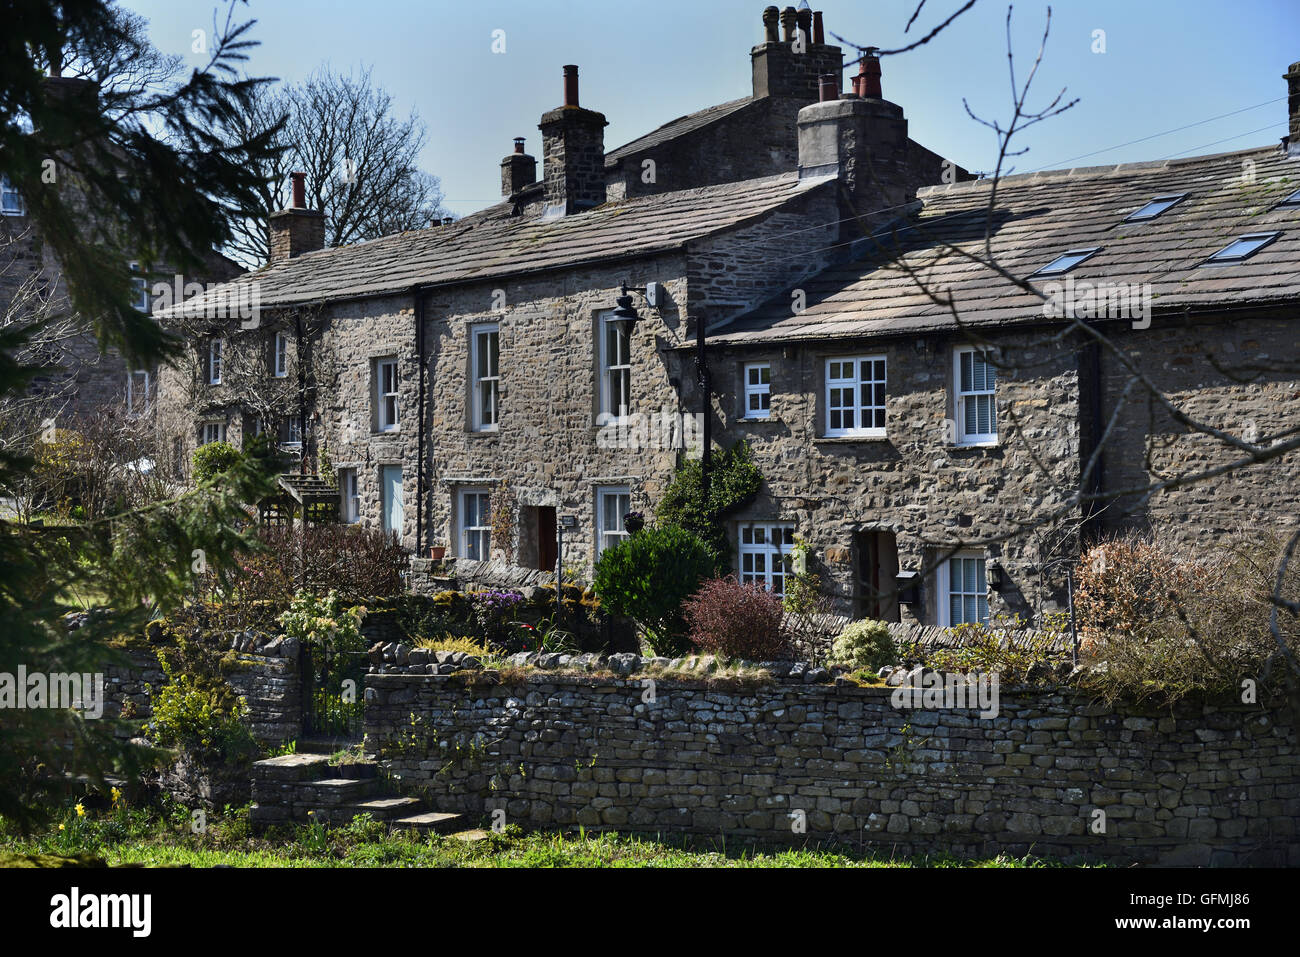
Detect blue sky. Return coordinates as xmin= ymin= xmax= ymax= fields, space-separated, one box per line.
xmin=120 ymin=0 xmax=1299 ymax=218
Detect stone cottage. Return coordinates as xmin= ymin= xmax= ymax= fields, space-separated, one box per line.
xmin=155 ymin=9 xmax=1300 ymax=627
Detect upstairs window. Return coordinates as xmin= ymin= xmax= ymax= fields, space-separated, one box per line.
xmin=1202 ymin=232 xmax=1281 ymax=264
xmin=375 ymin=357 xmax=399 ymax=431
xmin=471 ymin=323 xmax=499 ymax=432
xmin=743 ymin=362 xmax=771 ymax=419
xmin=273 ymin=333 xmax=288 ymax=378
xmin=206 ymin=339 xmax=223 ymax=385
xmin=1125 ymin=194 xmax=1186 ymax=221
xmin=954 ymin=347 xmax=997 ymax=445
xmin=0 ymin=176 xmax=23 ymax=216
xmin=129 ymin=262 xmax=149 ymax=312
xmin=738 ymin=523 xmax=795 ymax=597
xmin=598 ymin=313 xmax=631 ymax=420
xmin=825 ymin=356 xmax=886 ymax=438
xmin=1033 ymin=247 xmax=1100 ymax=276
xmin=201 ymin=422 xmax=226 ymax=445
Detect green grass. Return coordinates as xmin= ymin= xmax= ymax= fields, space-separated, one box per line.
xmin=1 ymin=803 xmax=1092 ymax=868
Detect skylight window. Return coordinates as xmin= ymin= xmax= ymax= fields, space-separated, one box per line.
xmin=1125 ymin=193 xmax=1187 ymax=221
xmin=1202 ymin=232 xmax=1281 ymax=265
xmin=1033 ymin=247 xmax=1100 ymax=277
xmin=1276 ymin=187 xmax=1300 ymax=208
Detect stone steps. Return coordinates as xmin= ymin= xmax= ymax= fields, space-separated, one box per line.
xmin=390 ymin=811 xmax=466 ymax=834
xmin=250 ymin=752 xmax=465 ymax=831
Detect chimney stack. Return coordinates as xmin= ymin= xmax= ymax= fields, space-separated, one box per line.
xmin=752 ymin=8 xmax=843 ymax=100
xmin=269 ymin=171 xmax=324 ymax=262
xmin=853 ymin=49 xmax=882 ymax=99
xmin=501 ymin=136 xmax=538 ymax=197
xmin=538 ymin=65 xmax=608 ymax=215
xmin=1287 ymin=60 xmax=1300 ymax=157
xmin=796 ymin=89 xmax=911 ymax=234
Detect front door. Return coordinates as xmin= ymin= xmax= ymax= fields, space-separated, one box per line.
xmin=537 ymin=506 xmax=557 ymax=572
xmin=381 ymin=466 xmax=403 ymax=538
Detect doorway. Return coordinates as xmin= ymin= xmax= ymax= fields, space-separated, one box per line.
xmin=854 ymin=529 xmax=900 ymax=622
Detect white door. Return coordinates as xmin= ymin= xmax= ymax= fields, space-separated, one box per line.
xmin=381 ymin=466 xmax=403 ymax=538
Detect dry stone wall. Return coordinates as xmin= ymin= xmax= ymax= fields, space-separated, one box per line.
xmin=364 ymin=658 xmax=1300 ymax=866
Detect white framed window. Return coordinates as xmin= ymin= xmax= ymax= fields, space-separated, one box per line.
xmin=1 ymin=176 xmax=23 ymax=216
xmin=939 ymin=551 xmax=989 ymax=627
xmin=825 ymin=356 xmax=886 ymax=437
xmin=738 ymin=523 xmax=795 ymax=597
xmin=381 ymin=466 xmax=403 ymax=537
xmin=471 ymin=323 xmax=499 ymax=431
xmin=126 ymin=369 xmax=150 ymax=415
xmin=206 ymin=339 xmax=223 ymax=385
xmin=338 ymin=469 xmax=360 ymax=524
xmin=277 ymin=416 xmax=302 ymax=448
xmin=375 ymin=357 xmax=399 ymax=431
xmin=201 ymin=422 xmax=226 ymax=445
xmin=598 ymin=313 xmax=631 ymax=420
xmin=954 ymin=347 xmax=997 ymax=445
xmin=596 ymin=486 xmax=631 ymax=556
xmin=743 ymin=362 xmax=771 ymax=419
xmin=273 ymin=333 xmax=288 ymax=378
xmin=129 ymin=261 xmax=149 ymax=312
xmin=458 ymin=488 xmax=492 ymax=561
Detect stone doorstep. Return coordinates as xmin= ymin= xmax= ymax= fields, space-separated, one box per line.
xmin=301 ymin=777 xmax=381 ymax=805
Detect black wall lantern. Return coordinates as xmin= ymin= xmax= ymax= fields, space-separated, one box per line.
xmin=988 ymin=560 xmax=1006 ymax=592
xmin=611 ymin=284 xmax=643 ymax=341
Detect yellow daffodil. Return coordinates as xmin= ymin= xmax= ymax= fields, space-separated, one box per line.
xmin=75 ymin=803 xmax=85 ymax=818
xmin=110 ymin=787 xmax=122 ymax=806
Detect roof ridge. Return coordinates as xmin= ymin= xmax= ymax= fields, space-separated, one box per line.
xmin=917 ymin=144 xmax=1286 ymax=198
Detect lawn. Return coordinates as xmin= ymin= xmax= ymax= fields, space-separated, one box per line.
xmin=0 ymin=803 xmax=1083 ymax=868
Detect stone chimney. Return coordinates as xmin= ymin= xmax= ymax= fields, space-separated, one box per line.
xmin=797 ymin=52 xmax=913 ymax=234
xmin=538 ymin=65 xmax=608 ymax=215
xmin=752 ymin=6 xmax=843 ymax=100
xmin=269 ymin=171 xmax=324 ymax=262
xmin=1287 ymin=60 xmax=1300 ymax=157
xmin=501 ymin=137 xmax=538 ymax=197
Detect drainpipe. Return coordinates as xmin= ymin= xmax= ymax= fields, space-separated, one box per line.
xmin=414 ymin=288 xmax=426 ymax=556
xmin=695 ymin=311 xmax=711 ymax=505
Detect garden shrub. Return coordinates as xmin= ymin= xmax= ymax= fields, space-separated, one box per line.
xmin=592 ymin=524 xmax=715 ymax=656
xmin=1074 ymin=529 xmax=1298 ymax=703
xmin=278 ymin=590 xmax=366 ymax=652
xmin=148 ymin=656 xmax=257 ymax=764
xmin=683 ymin=577 xmax=789 ymax=660
xmin=830 ymin=619 xmax=898 ymax=673
xmin=655 ymin=441 xmax=762 ymax=572
xmin=191 ymin=441 xmax=241 ymax=484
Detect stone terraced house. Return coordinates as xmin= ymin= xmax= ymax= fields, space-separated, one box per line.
xmin=155 ymin=6 xmax=1300 ymax=626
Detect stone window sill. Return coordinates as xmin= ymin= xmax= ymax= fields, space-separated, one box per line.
xmin=814 ymin=434 xmax=889 ymax=445
xmin=735 ymin=417 xmax=781 ymax=425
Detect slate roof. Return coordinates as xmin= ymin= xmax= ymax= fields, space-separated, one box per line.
xmin=710 ymin=145 xmax=1300 ymax=345
xmin=157 ymin=171 xmax=831 ymax=316
xmin=604 ymin=97 xmax=754 ymax=167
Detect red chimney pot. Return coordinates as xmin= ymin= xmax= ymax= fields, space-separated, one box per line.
xmin=812 ymin=11 xmax=824 ymax=44
xmin=563 ymin=65 xmax=579 ymax=107
xmin=818 ymin=74 xmax=839 ymax=102
xmin=514 ymin=137 xmax=526 ymax=154
xmin=290 ymin=171 xmax=307 ymax=209
xmin=859 ymin=53 xmax=882 ymax=99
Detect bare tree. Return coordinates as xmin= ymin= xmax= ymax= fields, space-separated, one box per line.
xmin=223 ymin=66 xmax=449 ymax=266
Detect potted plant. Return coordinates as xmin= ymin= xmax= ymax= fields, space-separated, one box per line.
xmin=428 ymin=544 xmax=447 ymax=560
xmin=623 ymin=510 xmax=645 ymax=534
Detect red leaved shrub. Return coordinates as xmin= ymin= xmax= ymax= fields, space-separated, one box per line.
xmin=683 ymin=576 xmax=789 ymax=660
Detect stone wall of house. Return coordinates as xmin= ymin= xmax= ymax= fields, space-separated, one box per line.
xmin=708 ymin=327 xmax=1084 ymax=622
xmin=1096 ymin=311 xmax=1300 ymax=546
xmin=364 ymin=661 xmax=1300 ymax=866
